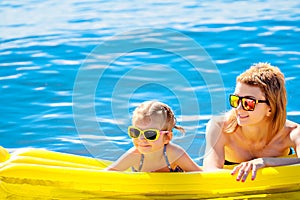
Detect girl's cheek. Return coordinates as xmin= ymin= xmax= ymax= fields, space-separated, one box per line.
xmin=132 ymin=139 xmax=138 ymax=146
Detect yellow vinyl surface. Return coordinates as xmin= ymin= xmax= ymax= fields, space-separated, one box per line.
xmin=0 ymin=146 xmax=300 ymax=199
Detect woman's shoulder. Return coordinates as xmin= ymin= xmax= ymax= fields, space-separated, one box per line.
xmin=208 ymin=115 xmax=226 ymax=124
xmin=285 ymin=120 xmax=300 ymax=140
xmin=206 ymin=115 xmax=227 ymax=133
xmin=209 ymin=115 xmax=226 ymax=123
xmin=286 ymin=119 xmax=299 ymax=128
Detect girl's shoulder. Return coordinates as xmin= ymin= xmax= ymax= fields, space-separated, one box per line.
xmin=119 ymin=147 xmax=141 ymax=161
xmin=106 ymin=147 xmax=141 ymax=171
xmin=165 ymin=143 xmax=185 ymax=156
xmin=129 ymin=147 xmax=142 ymax=155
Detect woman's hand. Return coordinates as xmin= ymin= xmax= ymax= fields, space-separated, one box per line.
xmin=231 ymin=158 xmax=266 ymax=182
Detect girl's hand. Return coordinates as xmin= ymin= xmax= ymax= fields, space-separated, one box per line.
xmin=231 ymin=158 xmax=266 ymax=182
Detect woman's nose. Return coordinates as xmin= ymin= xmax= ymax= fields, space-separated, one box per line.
xmin=236 ymin=100 xmax=243 ymax=110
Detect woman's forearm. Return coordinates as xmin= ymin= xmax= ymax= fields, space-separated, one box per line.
xmin=264 ymin=157 xmax=300 ymax=167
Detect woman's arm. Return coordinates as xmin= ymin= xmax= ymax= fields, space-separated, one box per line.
xmin=289 ymin=120 xmax=300 ymax=157
xmin=232 ymin=120 xmax=300 ymax=182
xmin=231 ymin=157 xmax=300 ymax=182
xmin=203 ymin=117 xmax=226 ymax=170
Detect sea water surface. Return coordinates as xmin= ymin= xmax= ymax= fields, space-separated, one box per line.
xmin=1 ymin=0 xmax=300 ymax=198
xmin=1 ymin=0 xmax=300 ymax=163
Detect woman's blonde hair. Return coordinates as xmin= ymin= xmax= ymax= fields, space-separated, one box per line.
xmin=225 ymin=63 xmax=287 ymax=140
xmin=132 ymin=101 xmax=185 ymax=134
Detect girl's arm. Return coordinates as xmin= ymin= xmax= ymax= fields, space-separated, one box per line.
xmin=168 ymin=143 xmax=201 ymax=172
xmin=175 ymin=150 xmax=202 ymax=172
xmin=105 ymin=147 xmax=137 ymax=171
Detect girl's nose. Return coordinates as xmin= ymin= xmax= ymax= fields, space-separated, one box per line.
xmin=138 ymin=133 xmax=146 ymax=140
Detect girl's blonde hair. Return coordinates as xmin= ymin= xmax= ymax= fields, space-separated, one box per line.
xmin=132 ymin=101 xmax=185 ymax=134
xmin=224 ymin=63 xmax=287 ymax=140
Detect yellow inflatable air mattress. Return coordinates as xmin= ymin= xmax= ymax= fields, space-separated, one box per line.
xmin=0 ymin=146 xmax=300 ymax=199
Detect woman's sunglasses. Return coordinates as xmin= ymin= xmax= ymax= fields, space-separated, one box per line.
xmin=229 ymin=94 xmax=269 ymax=111
xmin=128 ymin=126 xmax=168 ymax=141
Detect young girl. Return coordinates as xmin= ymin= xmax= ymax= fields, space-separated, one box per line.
xmin=106 ymin=101 xmax=201 ymax=172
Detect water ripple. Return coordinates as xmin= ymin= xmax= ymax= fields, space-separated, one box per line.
xmin=0 ymin=0 xmax=300 ymax=163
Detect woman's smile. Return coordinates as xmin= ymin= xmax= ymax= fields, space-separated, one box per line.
xmin=238 ymin=114 xmax=249 ymax=119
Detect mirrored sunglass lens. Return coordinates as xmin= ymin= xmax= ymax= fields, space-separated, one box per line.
xmin=230 ymin=95 xmax=239 ymax=108
xmin=242 ymin=98 xmax=255 ymax=111
xmin=129 ymin=128 xmax=140 ymax=138
xmin=144 ymin=130 xmax=158 ymax=140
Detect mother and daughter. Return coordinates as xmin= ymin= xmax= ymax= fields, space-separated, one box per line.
xmin=106 ymin=62 xmax=300 ymax=182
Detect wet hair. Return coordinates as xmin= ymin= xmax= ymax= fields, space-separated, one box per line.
xmin=225 ymin=62 xmax=287 ymax=139
xmin=132 ymin=101 xmax=185 ymax=134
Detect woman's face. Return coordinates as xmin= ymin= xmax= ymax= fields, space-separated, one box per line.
xmin=233 ymin=82 xmax=271 ymax=127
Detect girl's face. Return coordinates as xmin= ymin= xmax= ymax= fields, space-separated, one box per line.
xmin=132 ymin=119 xmax=170 ymax=154
xmin=233 ymin=82 xmax=271 ymax=126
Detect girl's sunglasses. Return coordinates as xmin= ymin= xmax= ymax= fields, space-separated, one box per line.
xmin=128 ymin=126 xmax=168 ymax=141
xmin=229 ymin=94 xmax=269 ymax=111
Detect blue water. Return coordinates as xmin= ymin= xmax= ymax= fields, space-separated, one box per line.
xmin=1 ymin=0 xmax=300 ymax=166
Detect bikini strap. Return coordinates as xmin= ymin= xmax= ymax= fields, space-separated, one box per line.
xmin=131 ymin=154 xmax=144 ymax=172
xmin=163 ymin=144 xmax=173 ymax=172
xmin=138 ymin=154 xmax=144 ymax=171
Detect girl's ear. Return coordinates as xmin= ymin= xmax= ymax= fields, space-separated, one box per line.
xmin=163 ymin=132 xmax=173 ymax=144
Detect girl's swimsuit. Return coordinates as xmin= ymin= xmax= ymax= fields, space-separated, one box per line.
xmin=131 ymin=144 xmax=184 ymax=172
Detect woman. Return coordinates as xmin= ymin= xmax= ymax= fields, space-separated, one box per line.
xmin=203 ymin=62 xmax=300 ymax=182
